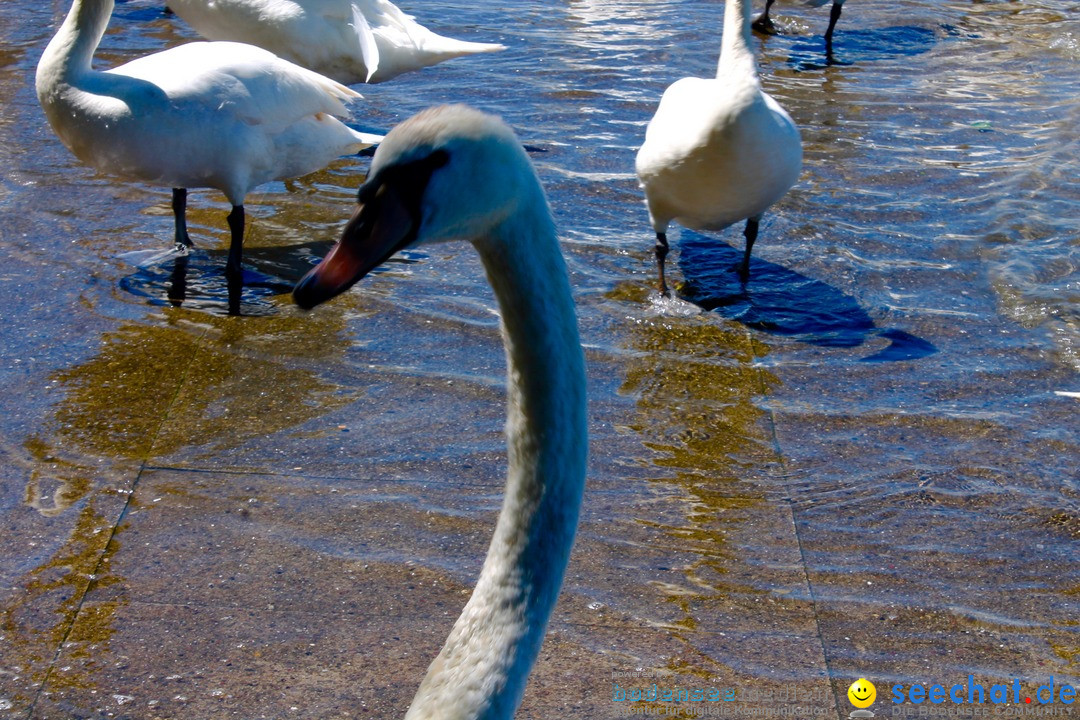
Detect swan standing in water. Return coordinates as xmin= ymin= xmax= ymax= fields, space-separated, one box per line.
xmin=636 ymin=0 xmax=802 ymax=295
xmin=166 ymin=0 xmax=506 ymax=85
xmin=293 ymin=105 xmax=587 ymax=720
xmin=36 ymin=0 xmax=380 ymax=279
xmin=753 ymin=0 xmax=846 ymax=64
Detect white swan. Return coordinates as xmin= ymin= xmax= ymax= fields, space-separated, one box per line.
xmin=293 ymin=105 xmax=587 ymax=720
xmin=753 ymin=0 xmax=846 ymax=64
xmin=635 ymin=0 xmax=802 ymax=294
xmin=36 ymin=0 xmax=380 ymax=277
xmin=166 ymin=0 xmax=506 ymax=85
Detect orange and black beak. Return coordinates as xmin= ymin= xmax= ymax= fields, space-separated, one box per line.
xmin=293 ymin=150 xmax=448 ymax=310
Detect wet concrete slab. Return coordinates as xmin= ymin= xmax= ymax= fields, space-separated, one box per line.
xmin=520 ymin=622 xmax=837 ymax=719
xmin=8 ymin=443 xmax=839 ymax=720
xmin=753 ymin=307 xmax=1080 ymax=701
xmin=0 ymin=477 xmax=134 ymax=720
xmin=34 ymin=601 xmax=443 ymax=720
xmin=3 ymin=251 xmax=1075 ymax=720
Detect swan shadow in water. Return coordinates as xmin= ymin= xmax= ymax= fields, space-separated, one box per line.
xmin=118 ymin=241 xmax=424 ymax=316
xmin=786 ymin=24 xmax=958 ymax=70
xmin=675 ymin=231 xmax=936 ymax=363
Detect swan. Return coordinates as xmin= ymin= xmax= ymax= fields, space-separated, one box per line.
xmin=36 ymin=0 xmax=380 ymax=277
xmin=165 ymin=0 xmax=507 ymax=85
xmin=293 ymin=105 xmax=587 ymax=720
xmin=635 ymin=0 xmax=802 ymax=294
xmin=753 ymin=0 xmax=846 ymax=64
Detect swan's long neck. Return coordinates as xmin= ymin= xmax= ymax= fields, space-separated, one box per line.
xmin=36 ymin=0 xmax=111 ymax=90
xmin=717 ymin=0 xmax=758 ymax=81
xmin=404 ymin=188 xmax=588 ymax=720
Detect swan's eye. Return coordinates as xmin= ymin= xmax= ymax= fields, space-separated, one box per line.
xmin=357 ymin=149 xmax=450 ymax=205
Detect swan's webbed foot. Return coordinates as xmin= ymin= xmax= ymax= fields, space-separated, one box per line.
xmin=655 ymin=232 xmax=671 ymax=297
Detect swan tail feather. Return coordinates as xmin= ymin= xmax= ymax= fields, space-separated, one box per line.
xmin=353 ymin=130 xmax=384 ymax=147
xmin=415 ymin=34 xmax=506 ymax=60
xmin=350 ymin=4 xmax=381 ymax=82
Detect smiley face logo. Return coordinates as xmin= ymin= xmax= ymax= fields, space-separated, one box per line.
xmin=848 ymin=678 xmax=876 ymax=709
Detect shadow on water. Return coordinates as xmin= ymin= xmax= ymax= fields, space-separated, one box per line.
xmin=675 ymin=231 xmax=936 ymax=363
xmin=786 ymin=25 xmax=946 ymax=70
xmin=118 ymin=240 xmax=424 ymax=317
xmin=118 ymin=247 xmax=305 ymax=317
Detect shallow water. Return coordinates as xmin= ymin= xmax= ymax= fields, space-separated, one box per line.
xmin=0 ymin=0 xmax=1077 ymax=717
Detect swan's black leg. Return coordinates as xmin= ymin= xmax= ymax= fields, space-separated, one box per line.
xmin=752 ymin=0 xmax=778 ymax=34
xmin=740 ymin=216 xmax=760 ymax=281
xmin=825 ymin=1 xmax=843 ymax=64
xmin=655 ymin=231 xmax=671 ymax=297
xmin=226 ymin=205 xmax=244 ymax=279
xmin=172 ymin=188 xmax=192 ymax=251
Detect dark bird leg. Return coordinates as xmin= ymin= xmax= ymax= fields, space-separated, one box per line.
xmin=172 ymin=188 xmax=192 ymax=252
xmin=655 ymin=231 xmax=671 ymax=297
xmin=225 ymin=205 xmax=245 ymax=315
xmin=825 ymin=1 xmax=843 ymax=64
xmin=740 ymin=216 xmax=760 ymax=281
xmin=226 ymin=205 xmax=244 ymax=279
xmin=752 ymin=0 xmax=779 ymax=34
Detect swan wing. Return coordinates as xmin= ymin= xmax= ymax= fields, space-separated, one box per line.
xmin=111 ymin=42 xmax=361 ymax=130
xmin=168 ymin=0 xmax=503 ymax=84
xmin=167 ymin=0 xmax=372 ymax=83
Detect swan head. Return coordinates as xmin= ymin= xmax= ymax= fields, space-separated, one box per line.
xmin=294 ymin=104 xmax=540 ymax=309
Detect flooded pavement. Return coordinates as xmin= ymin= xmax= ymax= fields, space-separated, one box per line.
xmin=1 ymin=0 xmax=1078 ymax=718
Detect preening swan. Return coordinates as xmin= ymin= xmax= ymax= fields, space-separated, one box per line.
xmin=166 ymin=0 xmax=506 ymax=84
xmin=36 ymin=0 xmax=380 ymax=278
xmin=293 ymin=105 xmax=587 ymax=720
xmin=635 ymin=0 xmax=802 ymax=295
xmin=753 ymin=0 xmax=846 ymax=64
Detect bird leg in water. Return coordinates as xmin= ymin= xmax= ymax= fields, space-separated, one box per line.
xmin=825 ymin=2 xmax=843 ymax=64
xmin=741 ymin=216 xmax=760 ymax=281
xmin=172 ymin=188 xmax=192 ymax=252
xmin=226 ymin=205 xmax=244 ymax=278
xmin=752 ymin=0 xmax=779 ymax=34
xmin=655 ymin=231 xmax=671 ymax=296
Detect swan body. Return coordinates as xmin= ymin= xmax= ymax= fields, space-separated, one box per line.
xmin=636 ymin=0 xmax=802 ymax=293
xmin=36 ymin=0 xmax=379 ymax=275
xmin=293 ymin=105 xmax=587 ymax=720
xmin=166 ymin=0 xmax=507 ymax=84
xmin=753 ymin=0 xmax=846 ymax=63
